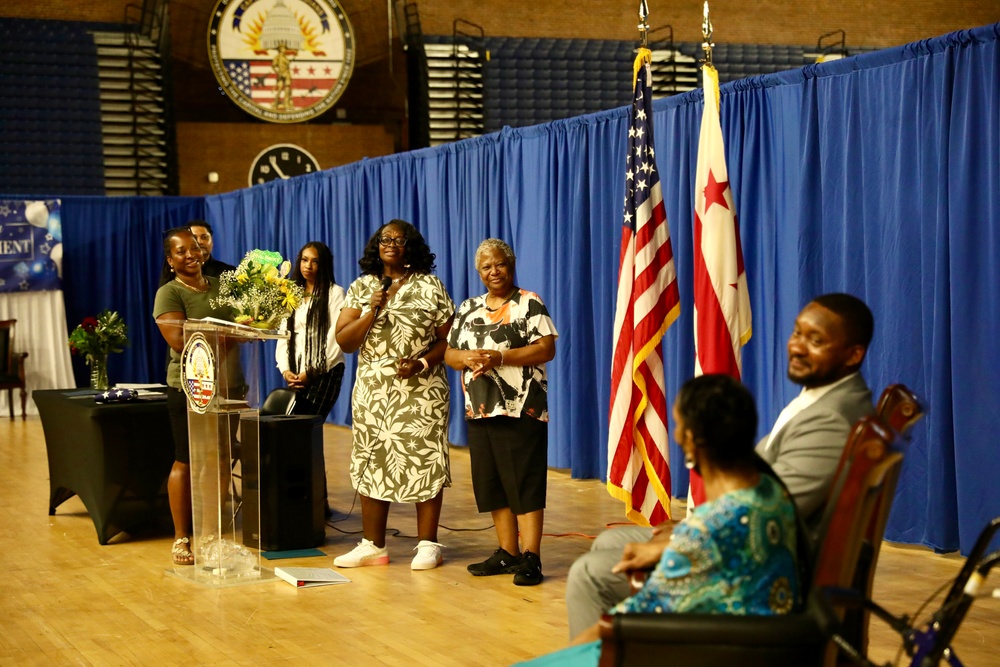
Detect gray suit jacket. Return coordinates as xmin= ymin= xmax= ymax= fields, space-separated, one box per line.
xmin=755 ymin=373 xmax=874 ymax=529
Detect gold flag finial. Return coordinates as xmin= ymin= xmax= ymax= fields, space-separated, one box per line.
xmin=701 ymin=1 xmax=714 ymax=66
xmin=638 ymin=0 xmax=649 ymax=48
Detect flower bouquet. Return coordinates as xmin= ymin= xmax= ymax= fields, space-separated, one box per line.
xmin=213 ymin=249 xmax=304 ymax=330
xmin=67 ymin=310 xmax=129 ymax=390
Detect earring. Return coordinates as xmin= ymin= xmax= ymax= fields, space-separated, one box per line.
xmin=170 ymin=266 xmax=175 ymax=273
xmin=684 ymin=452 xmax=696 ymax=470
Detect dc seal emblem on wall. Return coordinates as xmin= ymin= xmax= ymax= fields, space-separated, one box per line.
xmin=207 ymin=0 xmax=355 ymax=123
xmin=181 ymin=333 xmax=216 ymax=413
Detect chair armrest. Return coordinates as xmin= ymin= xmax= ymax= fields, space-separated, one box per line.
xmin=15 ymin=352 xmax=27 ymax=380
xmin=600 ymin=612 xmax=827 ymax=667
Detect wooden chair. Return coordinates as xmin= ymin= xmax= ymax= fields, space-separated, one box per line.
xmin=598 ymin=384 xmax=925 ymax=667
xmin=834 ymin=384 xmax=925 ymax=657
xmin=0 ymin=319 xmax=29 ymax=419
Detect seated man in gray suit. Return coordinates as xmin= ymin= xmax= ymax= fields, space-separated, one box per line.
xmin=565 ymin=293 xmax=874 ymax=639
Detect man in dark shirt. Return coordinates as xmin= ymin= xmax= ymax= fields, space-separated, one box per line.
xmin=188 ymin=220 xmax=235 ymax=277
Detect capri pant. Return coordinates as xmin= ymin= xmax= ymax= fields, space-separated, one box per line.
xmin=467 ymin=415 xmax=548 ymax=515
xmin=166 ymin=386 xmax=191 ymax=464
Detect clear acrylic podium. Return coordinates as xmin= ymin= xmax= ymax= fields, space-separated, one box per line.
xmin=167 ymin=319 xmax=288 ymax=587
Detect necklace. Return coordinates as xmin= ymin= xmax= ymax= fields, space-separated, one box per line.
xmin=484 ymin=287 xmax=517 ymax=312
xmin=174 ymin=276 xmax=209 ymax=293
xmin=383 ymin=271 xmax=410 ymax=285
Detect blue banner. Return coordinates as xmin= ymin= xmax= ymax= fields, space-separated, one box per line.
xmin=0 ymin=199 xmax=62 ymax=292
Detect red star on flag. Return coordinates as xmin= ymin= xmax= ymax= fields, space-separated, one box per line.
xmin=703 ymin=169 xmax=730 ymax=213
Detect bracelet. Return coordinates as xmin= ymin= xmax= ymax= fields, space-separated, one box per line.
xmin=498 ymin=350 xmax=504 ymax=366
xmin=419 ymin=357 xmax=430 ymax=372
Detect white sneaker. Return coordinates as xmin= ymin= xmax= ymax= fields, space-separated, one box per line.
xmin=411 ymin=540 xmax=444 ymax=570
xmin=333 ymin=538 xmax=389 ymax=568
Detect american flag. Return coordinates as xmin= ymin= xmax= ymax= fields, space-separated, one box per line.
xmin=225 ymin=60 xmax=341 ymax=108
xmin=186 ymin=378 xmax=215 ymax=406
xmin=607 ymin=49 xmax=681 ymax=526
xmin=689 ymin=63 xmax=752 ymax=505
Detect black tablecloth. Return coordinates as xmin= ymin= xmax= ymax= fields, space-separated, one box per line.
xmin=34 ymin=389 xmax=174 ymax=544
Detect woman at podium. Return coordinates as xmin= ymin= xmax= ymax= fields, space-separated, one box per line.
xmin=153 ymin=227 xmax=234 ymax=566
xmin=334 ymin=220 xmax=455 ymax=571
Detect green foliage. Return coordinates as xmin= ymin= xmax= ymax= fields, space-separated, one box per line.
xmin=212 ymin=250 xmax=304 ymax=329
xmin=67 ymin=310 xmax=129 ymax=362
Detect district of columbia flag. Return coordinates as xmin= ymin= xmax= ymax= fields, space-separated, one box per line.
xmin=607 ymin=48 xmax=681 ymax=527
xmin=689 ymin=63 xmax=753 ymax=505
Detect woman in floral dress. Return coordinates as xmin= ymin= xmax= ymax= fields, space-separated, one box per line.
xmin=334 ymin=220 xmax=454 ymax=571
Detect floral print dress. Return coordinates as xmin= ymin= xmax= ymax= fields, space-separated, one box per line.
xmin=343 ymin=273 xmax=455 ymax=502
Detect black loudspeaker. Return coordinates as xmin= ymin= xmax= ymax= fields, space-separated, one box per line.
xmin=240 ymin=415 xmax=325 ymax=551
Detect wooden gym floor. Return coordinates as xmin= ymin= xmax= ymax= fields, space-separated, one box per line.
xmin=1 ymin=418 xmax=997 ymax=666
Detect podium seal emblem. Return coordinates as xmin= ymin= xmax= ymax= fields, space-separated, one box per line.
xmin=207 ymin=0 xmax=355 ymax=123
xmin=181 ymin=332 xmax=216 ymax=413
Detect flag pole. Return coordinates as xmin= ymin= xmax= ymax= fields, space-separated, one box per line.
xmin=701 ymin=1 xmax=714 ymax=66
xmin=607 ymin=0 xmax=680 ymax=526
xmin=688 ymin=0 xmax=753 ymax=508
xmin=638 ymin=0 xmax=650 ymax=48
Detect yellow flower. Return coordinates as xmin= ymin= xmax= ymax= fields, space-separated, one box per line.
xmin=212 ymin=249 xmax=304 ymax=330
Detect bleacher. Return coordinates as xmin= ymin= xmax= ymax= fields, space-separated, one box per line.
xmin=423 ymin=34 xmax=868 ymax=133
xmin=482 ymin=37 xmax=637 ymax=131
xmin=0 ymin=18 xmax=106 ymax=195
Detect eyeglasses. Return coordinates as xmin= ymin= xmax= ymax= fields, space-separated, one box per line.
xmin=378 ymin=236 xmax=407 ymax=247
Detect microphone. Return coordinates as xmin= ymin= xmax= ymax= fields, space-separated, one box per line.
xmin=373 ymin=276 xmax=393 ymax=318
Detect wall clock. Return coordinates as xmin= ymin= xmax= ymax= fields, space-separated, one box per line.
xmin=248 ymin=143 xmax=321 ymax=186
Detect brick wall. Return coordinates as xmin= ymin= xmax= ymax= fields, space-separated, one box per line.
xmin=414 ymin=0 xmax=997 ymax=48
xmin=0 ymin=0 xmax=131 ymax=24
xmin=6 ymin=0 xmax=993 ymax=63
xmin=177 ymin=122 xmax=396 ymax=196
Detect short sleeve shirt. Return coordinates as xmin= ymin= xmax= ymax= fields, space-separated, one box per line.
xmin=447 ymin=289 xmax=558 ymax=421
xmin=152 ymin=277 xmax=232 ymax=388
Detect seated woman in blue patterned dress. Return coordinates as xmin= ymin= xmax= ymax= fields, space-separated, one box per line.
xmin=519 ymin=374 xmax=800 ymax=666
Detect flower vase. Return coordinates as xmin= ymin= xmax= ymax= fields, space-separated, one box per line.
xmin=89 ymin=354 xmax=109 ymax=391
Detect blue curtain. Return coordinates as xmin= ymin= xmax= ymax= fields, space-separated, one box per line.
xmin=61 ymin=196 xmax=206 ymax=386
xmin=56 ymin=23 xmax=1000 ymax=555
